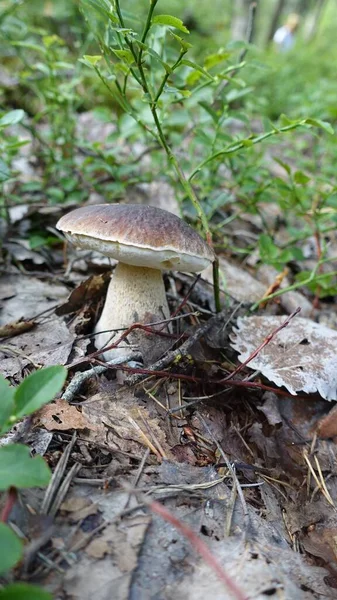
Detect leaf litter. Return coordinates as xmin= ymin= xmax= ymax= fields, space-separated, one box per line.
xmin=3 ymin=116 xmax=337 ymax=599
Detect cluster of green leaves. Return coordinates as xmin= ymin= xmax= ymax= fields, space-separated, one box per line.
xmin=0 ymin=366 xmax=67 ymax=599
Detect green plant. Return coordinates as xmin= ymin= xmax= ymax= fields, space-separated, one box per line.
xmin=0 ymin=109 xmax=27 ymax=184
xmin=78 ymin=0 xmax=335 ymax=309
xmin=0 ymin=366 xmax=67 ymax=598
xmin=0 ymin=108 xmax=28 ymax=228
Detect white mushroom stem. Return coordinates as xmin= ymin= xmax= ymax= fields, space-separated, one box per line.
xmin=94 ymin=262 xmax=171 ymax=363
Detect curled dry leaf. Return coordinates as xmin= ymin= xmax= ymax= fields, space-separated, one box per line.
xmin=0 ymin=317 xmax=36 ymax=339
xmin=230 ymin=316 xmax=337 ymax=400
xmin=56 ymin=272 xmax=110 ymax=316
xmin=34 ymin=398 xmax=89 ymax=431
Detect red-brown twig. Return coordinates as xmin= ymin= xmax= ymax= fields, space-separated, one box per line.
xmin=169 ymin=274 xmax=201 ymax=320
xmin=1 ymin=487 xmax=17 ymax=522
xmin=150 ymin=500 xmax=248 ymax=600
xmin=69 ymin=321 xmax=183 ymax=369
xmin=113 ymin=362 xmax=305 ymax=398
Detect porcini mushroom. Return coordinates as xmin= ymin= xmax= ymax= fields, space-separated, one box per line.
xmin=56 ymin=204 xmax=214 ymax=363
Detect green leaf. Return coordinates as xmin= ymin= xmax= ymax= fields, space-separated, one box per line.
xmin=111 ymin=49 xmax=135 ymax=65
xmin=279 ymin=114 xmax=302 ymax=127
xmin=0 ymin=377 xmax=15 ymax=431
xmin=198 ymin=101 xmax=220 ymax=124
xmin=181 ymin=59 xmax=213 ymax=80
xmin=204 ymin=51 xmax=231 ymax=70
xmin=14 ymin=366 xmax=67 ymax=419
xmin=0 ymin=110 xmax=25 ymax=128
xmin=259 ymin=234 xmax=279 ymax=263
xmin=273 ymin=158 xmax=291 ymax=176
xmin=0 ymin=583 xmax=52 ymax=600
xmin=80 ymin=0 xmax=118 ymax=23
xmin=226 ymin=87 xmax=254 ymax=103
xmin=304 ymin=118 xmax=334 ymax=135
xmin=0 ymin=445 xmax=51 ymax=490
xmin=294 ymin=170 xmax=310 ymax=185
xmin=152 ymin=14 xmax=189 ymax=34
xmin=169 ymin=31 xmax=192 ymax=51
xmin=81 ymin=54 xmax=102 ymax=68
xmin=136 ymin=43 xmax=171 ymax=73
xmin=11 ymin=41 xmax=47 ymax=54
xmin=0 ymin=523 xmax=23 ymax=575
xmin=0 ymin=159 xmax=11 ymax=183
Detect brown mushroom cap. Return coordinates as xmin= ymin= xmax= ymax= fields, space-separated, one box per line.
xmin=56 ymin=204 xmax=214 ymax=272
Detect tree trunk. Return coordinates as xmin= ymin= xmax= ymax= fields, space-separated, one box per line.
xmin=266 ymin=0 xmax=288 ymax=44
xmin=307 ymin=0 xmax=328 ymax=40
xmin=231 ymin=0 xmax=252 ymax=40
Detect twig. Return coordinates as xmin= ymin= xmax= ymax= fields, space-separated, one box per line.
xmin=125 ymin=308 xmax=230 ymax=386
xmin=48 ymin=463 xmax=82 ymax=516
xmin=62 ymin=352 xmax=141 ymax=402
xmin=196 ymin=413 xmax=251 ymax=540
xmin=127 ymin=416 xmax=163 ymax=460
xmin=123 ymin=448 xmax=150 ymax=510
xmin=1 ymin=487 xmax=17 ymax=522
xmin=169 ymin=274 xmax=201 ymax=320
xmin=41 ymin=433 xmax=77 ymax=514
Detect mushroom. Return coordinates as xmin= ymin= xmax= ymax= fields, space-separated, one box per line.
xmin=56 ymin=204 xmax=214 ymax=363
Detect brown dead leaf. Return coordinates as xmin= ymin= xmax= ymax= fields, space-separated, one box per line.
xmin=86 ymin=537 xmax=110 ymax=559
xmin=35 ymin=398 xmax=90 ymax=431
xmin=0 ymin=317 xmax=36 ymax=338
xmin=56 ymin=272 xmax=110 ymax=316
xmin=82 ymin=388 xmax=171 ymax=458
xmin=316 ymin=404 xmax=337 ymax=439
xmin=301 ymin=523 xmax=337 ymax=574
xmin=0 ymin=320 xmax=75 ymax=379
xmin=60 ymin=496 xmax=99 ymax=522
xmin=63 ymin=515 xmax=150 ymax=599
xmin=61 ymin=497 xmax=92 ymax=513
xmin=0 ymin=274 xmax=68 ymax=323
xmin=257 ymin=264 xmax=313 ymax=317
xmin=85 ymin=517 xmax=150 ymax=567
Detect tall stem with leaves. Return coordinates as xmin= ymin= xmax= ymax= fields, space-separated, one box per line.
xmin=81 ymin=0 xmax=221 ymax=311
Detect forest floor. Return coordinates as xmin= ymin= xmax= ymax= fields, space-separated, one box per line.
xmin=1 ymin=112 xmax=337 ymax=600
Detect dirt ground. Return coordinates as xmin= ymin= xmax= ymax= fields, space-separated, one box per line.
xmin=1 ymin=115 xmax=337 ymax=600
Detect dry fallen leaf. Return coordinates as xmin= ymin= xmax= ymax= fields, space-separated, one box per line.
xmin=230 ymin=316 xmax=337 ymax=400
xmin=56 ymin=272 xmax=110 ymax=316
xmin=0 ymin=320 xmax=75 ymax=379
xmin=35 ymin=398 xmax=90 ymax=431
xmin=316 ymin=405 xmax=337 ymax=439
xmin=82 ymin=388 xmax=171 ymax=458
